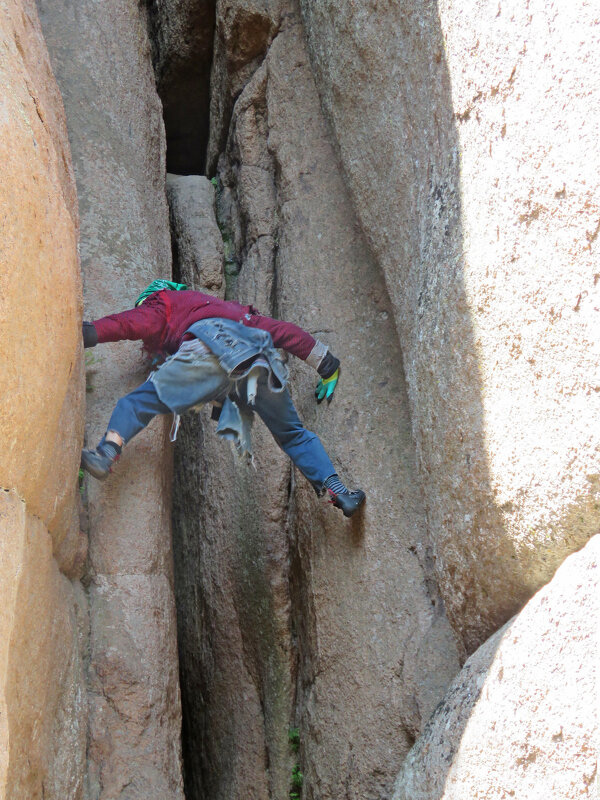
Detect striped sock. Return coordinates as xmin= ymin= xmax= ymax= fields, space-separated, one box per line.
xmin=98 ymin=441 xmax=122 ymax=460
xmin=323 ymin=474 xmax=349 ymax=496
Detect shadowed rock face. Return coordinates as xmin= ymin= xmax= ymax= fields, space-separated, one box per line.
xmin=170 ymin=164 xmax=297 ymax=800
xmin=300 ymin=0 xmax=600 ymax=653
xmin=206 ymin=0 xmax=281 ymax=173
xmin=169 ymin=2 xmax=461 ymax=798
xmin=146 ymin=0 xmax=217 ymax=174
xmin=173 ymin=407 xmax=295 ymax=800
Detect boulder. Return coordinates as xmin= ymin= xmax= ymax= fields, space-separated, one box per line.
xmin=300 ymin=0 xmax=600 ymax=652
xmin=393 ymin=535 xmax=599 ymax=800
xmin=0 ymin=0 xmax=83 ymax=549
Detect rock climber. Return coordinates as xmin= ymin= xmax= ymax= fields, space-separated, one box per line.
xmin=80 ymin=280 xmax=366 ymax=517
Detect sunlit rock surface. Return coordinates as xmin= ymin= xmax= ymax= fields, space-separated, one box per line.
xmin=0 ymin=2 xmax=85 ymax=797
xmin=394 ymin=536 xmax=599 ymax=800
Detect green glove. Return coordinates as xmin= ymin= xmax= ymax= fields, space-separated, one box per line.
xmin=315 ymin=368 xmax=339 ymax=404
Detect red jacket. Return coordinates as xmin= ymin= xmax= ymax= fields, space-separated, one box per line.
xmin=92 ymin=290 xmax=316 ymax=360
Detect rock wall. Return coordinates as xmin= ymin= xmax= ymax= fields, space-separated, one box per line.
xmin=159 ymin=1 xmax=462 ymax=798
xmin=3 ymin=0 xmax=595 ymax=797
xmin=37 ymin=0 xmax=185 ymax=797
xmin=0 ymin=1 xmax=86 ymax=797
xmin=300 ymin=0 xmax=600 ymax=654
xmin=393 ymin=534 xmax=599 ymax=800
xmin=169 ymin=182 xmax=297 ymax=798
xmin=166 ymin=174 xmax=225 ymax=294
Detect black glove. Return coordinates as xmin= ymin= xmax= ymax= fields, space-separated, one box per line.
xmin=82 ymin=321 xmax=98 ymax=348
xmin=317 ymin=351 xmax=340 ymax=379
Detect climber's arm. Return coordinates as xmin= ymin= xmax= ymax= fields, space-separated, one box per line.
xmin=247 ymin=312 xmax=340 ymax=403
xmin=82 ymin=294 xmax=167 ymax=347
xmin=246 ymin=313 xmax=315 ymax=359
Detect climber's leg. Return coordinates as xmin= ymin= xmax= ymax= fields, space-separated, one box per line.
xmin=81 ymin=380 xmax=171 ymax=480
xmin=251 ymin=375 xmax=365 ymax=516
xmin=105 ymin=380 xmax=172 ymax=443
xmin=252 ymin=378 xmax=335 ymax=488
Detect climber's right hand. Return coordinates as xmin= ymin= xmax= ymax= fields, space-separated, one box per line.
xmin=82 ymin=321 xmax=98 ymax=348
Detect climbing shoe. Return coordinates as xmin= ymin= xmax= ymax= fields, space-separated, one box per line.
xmin=80 ymin=441 xmax=121 ymax=480
xmin=327 ymin=489 xmax=366 ymax=518
xmin=323 ymin=474 xmax=366 ymax=517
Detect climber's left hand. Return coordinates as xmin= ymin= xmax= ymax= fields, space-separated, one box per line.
xmin=315 ymin=351 xmax=340 ymax=404
xmin=315 ymin=369 xmax=339 ymax=404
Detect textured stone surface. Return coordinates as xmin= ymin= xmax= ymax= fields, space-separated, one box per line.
xmin=0 ymin=0 xmax=83 ymax=546
xmin=393 ymin=535 xmax=599 ymax=800
xmin=37 ymin=0 xmax=185 ymax=796
xmin=260 ymin=17 xmax=459 ymax=796
xmin=0 ymin=491 xmax=86 ymax=800
xmin=0 ymin=4 xmax=87 ymax=798
xmin=171 ymin=3 xmax=460 ymax=798
xmin=300 ymin=0 xmax=600 ymax=652
xmin=173 ymin=410 xmax=294 ymax=800
xmin=87 ymin=576 xmax=183 ymax=798
xmin=206 ymin=0 xmax=280 ymax=171
xmin=170 ymin=163 xmax=294 ymax=798
xmin=166 ymin=174 xmax=224 ymax=294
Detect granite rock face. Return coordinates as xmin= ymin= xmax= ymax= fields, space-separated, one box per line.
xmin=173 ymin=408 xmax=295 ymax=800
xmin=300 ymin=0 xmax=600 ymax=653
xmin=170 ymin=164 xmax=295 ymax=798
xmin=0 ymin=492 xmax=87 ymax=800
xmin=37 ymin=0 xmax=185 ymax=796
xmin=206 ymin=0 xmax=281 ymax=171
xmin=0 ymin=2 xmax=86 ymax=797
xmin=393 ymin=535 xmax=599 ymax=800
xmin=5 ymin=0 xmax=593 ymax=796
xmin=170 ymin=2 xmax=461 ymax=798
xmin=0 ymin=0 xmax=83 ymax=556
xmin=166 ymin=174 xmax=225 ymax=294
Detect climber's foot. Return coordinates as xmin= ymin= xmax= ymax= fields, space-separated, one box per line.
xmin=327 ymin=488 xmax=366 ymax=518
xmin=80 ymin=442 xmax=121 ymax=481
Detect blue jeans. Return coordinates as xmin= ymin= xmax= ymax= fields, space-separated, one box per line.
xmin=106 ymin=375 xmax=336 ymax=491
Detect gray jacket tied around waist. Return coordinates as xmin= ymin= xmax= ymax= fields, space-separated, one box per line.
xmin=186 ymin=318 xmax=288 ymax=390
